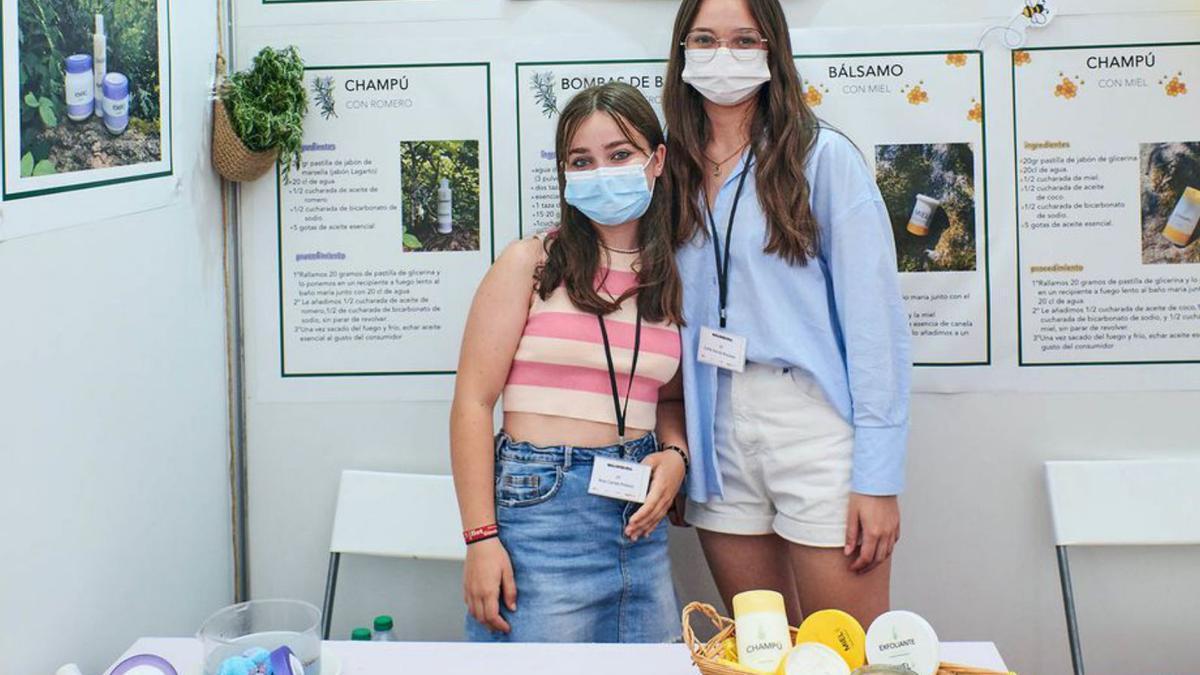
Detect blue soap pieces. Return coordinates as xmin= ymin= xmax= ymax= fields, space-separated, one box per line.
xmin=217 ymin=656 xmax=256 ymax=675
xmin=242 ymin=648 xmax=271 ymax=668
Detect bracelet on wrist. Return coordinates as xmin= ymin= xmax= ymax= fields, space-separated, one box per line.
xmin=463 ymin=523 xmax=499 ymax=545
xmin=659 ymin=444 xmax=689 ymax=472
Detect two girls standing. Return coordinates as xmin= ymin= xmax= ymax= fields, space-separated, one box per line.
xmin=451 ymin=0 xmax=910 ymax=642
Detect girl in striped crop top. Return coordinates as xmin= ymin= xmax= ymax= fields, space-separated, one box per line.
xmin=450 ymin=82 xmax=691 ymax=643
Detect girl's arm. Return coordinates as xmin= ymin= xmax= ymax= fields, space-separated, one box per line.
xmin=627 ymin=369 xmax=689 ymax=538
xmin=450 ymin=237 xmax=541 ymax=632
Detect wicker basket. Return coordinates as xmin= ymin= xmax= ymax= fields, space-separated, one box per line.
xmin=681 ymin=602 xmax=1013 ymax=675
xmin=682 ymin=601 xmax=798 ymax=675
xmin=211 ymin=97 xmax=278 ymax=183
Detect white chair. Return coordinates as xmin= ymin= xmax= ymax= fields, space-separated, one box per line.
xmin=1044 ymin=459 xmax=1200 ymax=675
xmin=321 ymin=470 xmax=467 ymax=638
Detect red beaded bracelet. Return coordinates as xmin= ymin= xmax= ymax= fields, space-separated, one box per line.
xmin=463 ymin=523 xmax=499 ymax=545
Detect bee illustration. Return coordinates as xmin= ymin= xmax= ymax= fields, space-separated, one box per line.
xmin=1022 ymin=1 xmax=1050 ymax=25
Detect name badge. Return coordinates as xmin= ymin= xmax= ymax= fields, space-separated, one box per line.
xmin=697 ymin=326 xmax=747 ymax=372
xmin=588 ymin=456 xmax=652 ymax=503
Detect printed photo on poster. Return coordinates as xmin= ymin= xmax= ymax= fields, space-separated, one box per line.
xmin=876 ymin=142 xmax=978 ymax=273
xmin=400 ymin=140 xmax=481 ymax=253
xmin=1141 ymin=141 xmax=1200 ymax=263
xmin=3 ymin=0 xmax=173 ymax=199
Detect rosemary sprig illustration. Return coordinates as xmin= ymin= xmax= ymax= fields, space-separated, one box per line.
xmin=311 ymin=75 xmax=338 ymax=120
xmin=530 ymin=71 xmax=558 ymax=118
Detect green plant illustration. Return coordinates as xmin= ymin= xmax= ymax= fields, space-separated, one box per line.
xmin=311 ymin=75 xmax=337 ymax=120
xmin=530 ymin=71 xmax=558 ymax=118
xmin=876 ymin=143 xmax=977 ymax=273
xmin=220 ymin=45 xmax=308 ymax=182
xmin=400 ymin=140 xmax=481 ymax=252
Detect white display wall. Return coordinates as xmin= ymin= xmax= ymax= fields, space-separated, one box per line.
xmin=0 ymin=0 xmax=233 ymax=672
xmin=234 ymin=3 xmax=1200 ymax=675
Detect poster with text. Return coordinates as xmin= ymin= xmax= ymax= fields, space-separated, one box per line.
xmin=515 ymin=59 xmax=666 ymax=237
xmin=277 ymin=62 xmax=493 ymax=377
xmin=2 ymin=0 xmax=173 ymax=200
xmin=795 ymin=51 xmax=991 ymax=366
xmin=1014 ymin=42 xmax=1200 ymax=366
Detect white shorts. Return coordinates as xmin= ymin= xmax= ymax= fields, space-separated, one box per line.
xmin=686 ymin=362 xmax=853 ymax=548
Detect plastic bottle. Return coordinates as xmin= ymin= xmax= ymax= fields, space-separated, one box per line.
xmin=350 ymin=627 xmax=372 ymax=641
xmin=906 ymin=194 xmax=941 ymax=236
xmin=436 ymin=178 xmax=453 ymax=233
xmin=372 ymin=615 xmax=397 ymax=641
xmin=1162 ymin=186 xmax=1200 ymax=247
xmin=101 ymin=73 xmax=129 ymax=135
xmin=63 ymin=54 xmax=95 ymax=121
xmin=732 ymin=590 xmax=791 ymax=672
xmin=93 ymin=14 xmax=107 ymax=119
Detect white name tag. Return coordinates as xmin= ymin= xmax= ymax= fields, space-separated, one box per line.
xmin=697 ymin=326 xmax=747 ymax=372
xmin=588 ymin=456 xmax=652 ymax=503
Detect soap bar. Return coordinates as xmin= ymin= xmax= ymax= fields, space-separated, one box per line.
xmin=795 ymin=608 xmax=866 ymax=669
xmin=269 ymin=646 xmax=306 ymax=675
xmin=776 ymin=642 xmax=851 ymax=675
xmin=864 ymin=610 xmax=940 ymax=675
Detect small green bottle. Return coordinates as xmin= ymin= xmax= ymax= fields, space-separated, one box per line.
xmin=350 ymin=627 xmax=372 ymax=641
xmin=373 ymin=615 xmax=396 ymax=641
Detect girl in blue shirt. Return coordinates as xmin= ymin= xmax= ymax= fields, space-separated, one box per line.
xmin=661 ymin=0 xmax=911 ymax=627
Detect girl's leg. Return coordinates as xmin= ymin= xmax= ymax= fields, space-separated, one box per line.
xmin=786 ymin=543 xmax=890 ymax=627
xmin=696 ymin=529 xmax=802 ymax=625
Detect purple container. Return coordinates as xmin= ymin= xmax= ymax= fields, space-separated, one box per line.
xmin=64 ymin=54 xmax=94 ymax=121
xmin=102 ymin=72 xmax=130 ymax=135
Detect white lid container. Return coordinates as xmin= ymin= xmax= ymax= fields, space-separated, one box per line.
xmin=864 ymin=610 xmax=940 ymax=675
xmin=777 ymin=642 xmax=852 ymax=675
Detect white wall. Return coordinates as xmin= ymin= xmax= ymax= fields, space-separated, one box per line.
xmin=0 ymin=0 xmax=233 ymax=672
xmin=241 ymin=4 xmax=1200 ymax=675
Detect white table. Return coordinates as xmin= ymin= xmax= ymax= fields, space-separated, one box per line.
xmin=110 ymin=638 xmax=1009 ymax=675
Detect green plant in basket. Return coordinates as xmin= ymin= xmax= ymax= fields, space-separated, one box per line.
xmin=219 ymin=45 xmax=308 ymax=181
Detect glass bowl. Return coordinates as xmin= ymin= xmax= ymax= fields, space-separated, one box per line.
xmin=197 ymin=599 xmax=322 ymax=675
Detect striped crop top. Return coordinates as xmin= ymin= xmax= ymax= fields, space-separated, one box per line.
xmin=503 ymin=245 xmax=682 ymax=432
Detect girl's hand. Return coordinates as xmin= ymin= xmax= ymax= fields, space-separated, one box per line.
xmin=844 ymin=493 xmax=900 ymax=575
xmin=625 ymin=450 xmax=687 ymax=541
xmin=463 ymin=538 xmax=517 ymax=633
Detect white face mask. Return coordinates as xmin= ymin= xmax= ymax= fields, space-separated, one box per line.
xmin=681 ymin=48 xmax=771 ymax=106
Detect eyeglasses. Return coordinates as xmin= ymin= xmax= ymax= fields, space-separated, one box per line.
xmin=680 ymin=30 xmax=768 ymax=62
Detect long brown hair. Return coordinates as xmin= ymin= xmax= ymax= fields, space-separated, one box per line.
xmin=536 ymin=82 xmax=684 ymax=325
xmin=663 ymin=0 xmax=820 ymax=265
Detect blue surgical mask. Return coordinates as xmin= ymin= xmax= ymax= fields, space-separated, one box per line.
xmin=564 ymin=157 xmax=654 ymax=226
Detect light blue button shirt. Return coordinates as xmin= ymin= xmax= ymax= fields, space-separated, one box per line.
xmin=678 ymin=127 xmax=911 ymax=500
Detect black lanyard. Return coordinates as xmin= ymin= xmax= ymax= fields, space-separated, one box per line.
xmin=704 ymin=152 xmax=753 ymax=329
xmin=597 ymin=306 xmax=642 ymax=443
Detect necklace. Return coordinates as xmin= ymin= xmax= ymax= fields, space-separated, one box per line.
xmin=704 ymin=140 xmax=751 ymax=177
xmin=600 ymin=242 xmax=640 ymax=255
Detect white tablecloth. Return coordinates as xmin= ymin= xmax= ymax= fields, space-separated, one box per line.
xmin=109 ymin=637 xmax=1009 ymax=675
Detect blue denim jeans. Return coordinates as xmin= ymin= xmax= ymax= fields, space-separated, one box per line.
xmin=464 ymin=432 xmax=681 ymax=643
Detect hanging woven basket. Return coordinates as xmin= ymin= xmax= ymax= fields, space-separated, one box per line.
xmin=211 ymin=95 xmax=278 ymax=183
